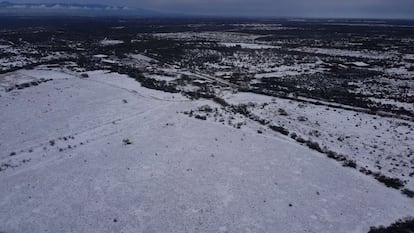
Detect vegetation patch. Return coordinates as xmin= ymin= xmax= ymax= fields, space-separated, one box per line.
xmin=368 ymin=218 xmax=414 ymax=233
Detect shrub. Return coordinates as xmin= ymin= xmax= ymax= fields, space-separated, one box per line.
xmin=122 ymin=139 xmax=132 ymax=145
xmin=309 ymin=130 xmax=321 ymax=137
xmin=327 ymin=150 xmax=337 ymax=159
xmin=401 ymin=189 xmax=414 ymax=198
xmin=278 ymin=108 xmax=288 ymax=116
xmin=269 ymin=125 xmax=289 ymax=136
xmin=297 ymin=116 xmax=308 ymax=122
xmin=296 ymin=137 xmax=306 ymax=143
xmin=194 ymin=115 xmax=207 ymax=120
xmin=231 ymin=105 xmax=250 ymax=116
xmin=198 ymin=105 xmax=213 ymax=113
xmin=212 ymin=97 xmax=229 ymax=107
xmin=374 ymin=174 xmax=405 ymax=189
xmin=326 ymin=151 xmax=347 ymax=161
xmin=343 ymin=160 xmax=357 ymax=168
xmin=306 ymin=141 xmax=323 ymax=153
xmin=360 ymin=167 xmax=373 ymax=175
xmin=368 ymin=218 xmax=414 ymax=233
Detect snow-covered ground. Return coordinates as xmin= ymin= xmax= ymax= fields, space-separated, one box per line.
xmin=0 ymin=44 xmax=74 ymax=72
xmin=223 ymin=91 xmax=414 ymax=190
xmin=154 ymin=31 xmax=261 ymax=43
xmin=128 ymin=54 xmax=157 ymax=63
xmin=253 ymin=63 xmax=325 ymax=79
xmin=0 ymin=68 xmax=413 ymax=232
xmin=100 ymin=39 xmax=124 ymax=46
xmin=219 ymin=42 xmax=280 ymax=50
xmin=291 ymin=47 xmax=398 ymax=59
xmin=93 ymin=54 xmax=109 ymax=58
xmin=369 ymin=97 xmax=414 ymax=113
xmin=144 ymin=73 xmax=177 ymax=81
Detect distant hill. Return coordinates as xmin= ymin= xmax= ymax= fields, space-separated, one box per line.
xmin=0 ymin=1 xmax=166 ymax=17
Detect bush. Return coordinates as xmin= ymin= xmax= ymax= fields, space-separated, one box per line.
xmin=368 ymin=218 xmax=414 ymax=233
xmin=401 ymin=189 xmax=414 ymax=198
xmin=122 ymin=138 xmax=132 ymax=145
xmin=326 ymin=151 xmax=346 ymax=161
xmin=297 ymin=116 xmax=308 ymax=121
xmin=296 ymin=137 xmax=306 ymax=143
xmin=327 ymin=150 xmax=338 ymax=159
xmin=231 ymin=105 xmax=250 ymax=116
xmin=306 ymin=140 xmax=323 ymax=153
xmin=194 ymin=115 xmax=207 ymax=120
xmin=198 ymin=105 xmax=213 ymax=113
xmin=278 ymin=108 xmax=288 ymax=116
xmin=269 ymin=125 xmax=289 ymax=136
xmin=374 ymin=174 xmax=405 ymax=189
xmin=343 ymin=160 xmax=357 ymax=168
xmin=309 ymin=130 xmax=321 ymax=137
xmin=212 ymin=97 xmax=229 ymax=107
xmin=360 ymin=167 xmax=373 ymax=175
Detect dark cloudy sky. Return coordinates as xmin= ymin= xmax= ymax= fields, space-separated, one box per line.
xmin=10 ymin=0 xmax=414 ymax=18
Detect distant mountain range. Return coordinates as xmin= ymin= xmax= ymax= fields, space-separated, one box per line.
xmin=0 ymin=1 xmax=166 ymax=17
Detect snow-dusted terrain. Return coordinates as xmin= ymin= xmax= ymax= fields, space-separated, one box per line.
xmin=0 ymin=68 xmax=413 ymax=232
xmin=1 ymin=17 xmax=414 ymax=232
xmin=220 ymin=92 xmax=414 ymax=190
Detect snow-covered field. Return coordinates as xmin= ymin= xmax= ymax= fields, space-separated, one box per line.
xmin=154 ymin=31 xmax=261 ymax=43
xmin=100 ymin=39 xmax=124 ymax=46
xmin=0 ymin=68 xmax=413 ymax=232
xmin=223 ymin=92 xmax=414 ymax=190
xmin=219 ymin=42 xmax=279 ymax=50
xmin=144 ymin=73 xmax=177 ymax=81
xmin=253 ymin=63 xmax=325 ymax=79
xmin=291 ymin=47 xmax=398 ymax=60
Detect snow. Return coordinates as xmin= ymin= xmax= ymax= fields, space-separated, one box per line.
xmin=0 ymin=68 xmax=73 ymax=91
xmin=219 ymin=43 xmax=279 ymax=49
xmin=369 ymin=97 xmax=414 ymax=112
xmin=386 ymin=67 xmax=412 ymax=75
xmin=214 ymin=71 xmax=233 ymax=77
xmin=128 ymin=54 xmax=156 ymax=62
xmin=352 ymin=61 xmax=369 ymax=67
xmin=93 ymin=54 xmax=109 ymax=58
xmin=0 ymin=68 xmax=413 ymax=232
xmin=254 ymin=64 xmax=323 ymax=78
xmin=100 ymin=39 xmax=124 ymax=46
xmin=292 ymin=47 xmax=397 ymax=59
xmin=228 ymin=23 xmax=290 ymax=31
xmin=101 ymin=59 xmax=118 ymax=64
xmin=144 ymin=73 xmax=176 ymax=81
xmin=0 ymin=47 xmax=73 ymax=72
xmin=154 ymin=32 xmax=261 ymax=44
xmin=205 ymin=63 xmax=232 ymax=70
xmin=403 ymin=54 xmax=414 ymax=60
xmin=224 ymin=91 xmax=414 ymax=189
